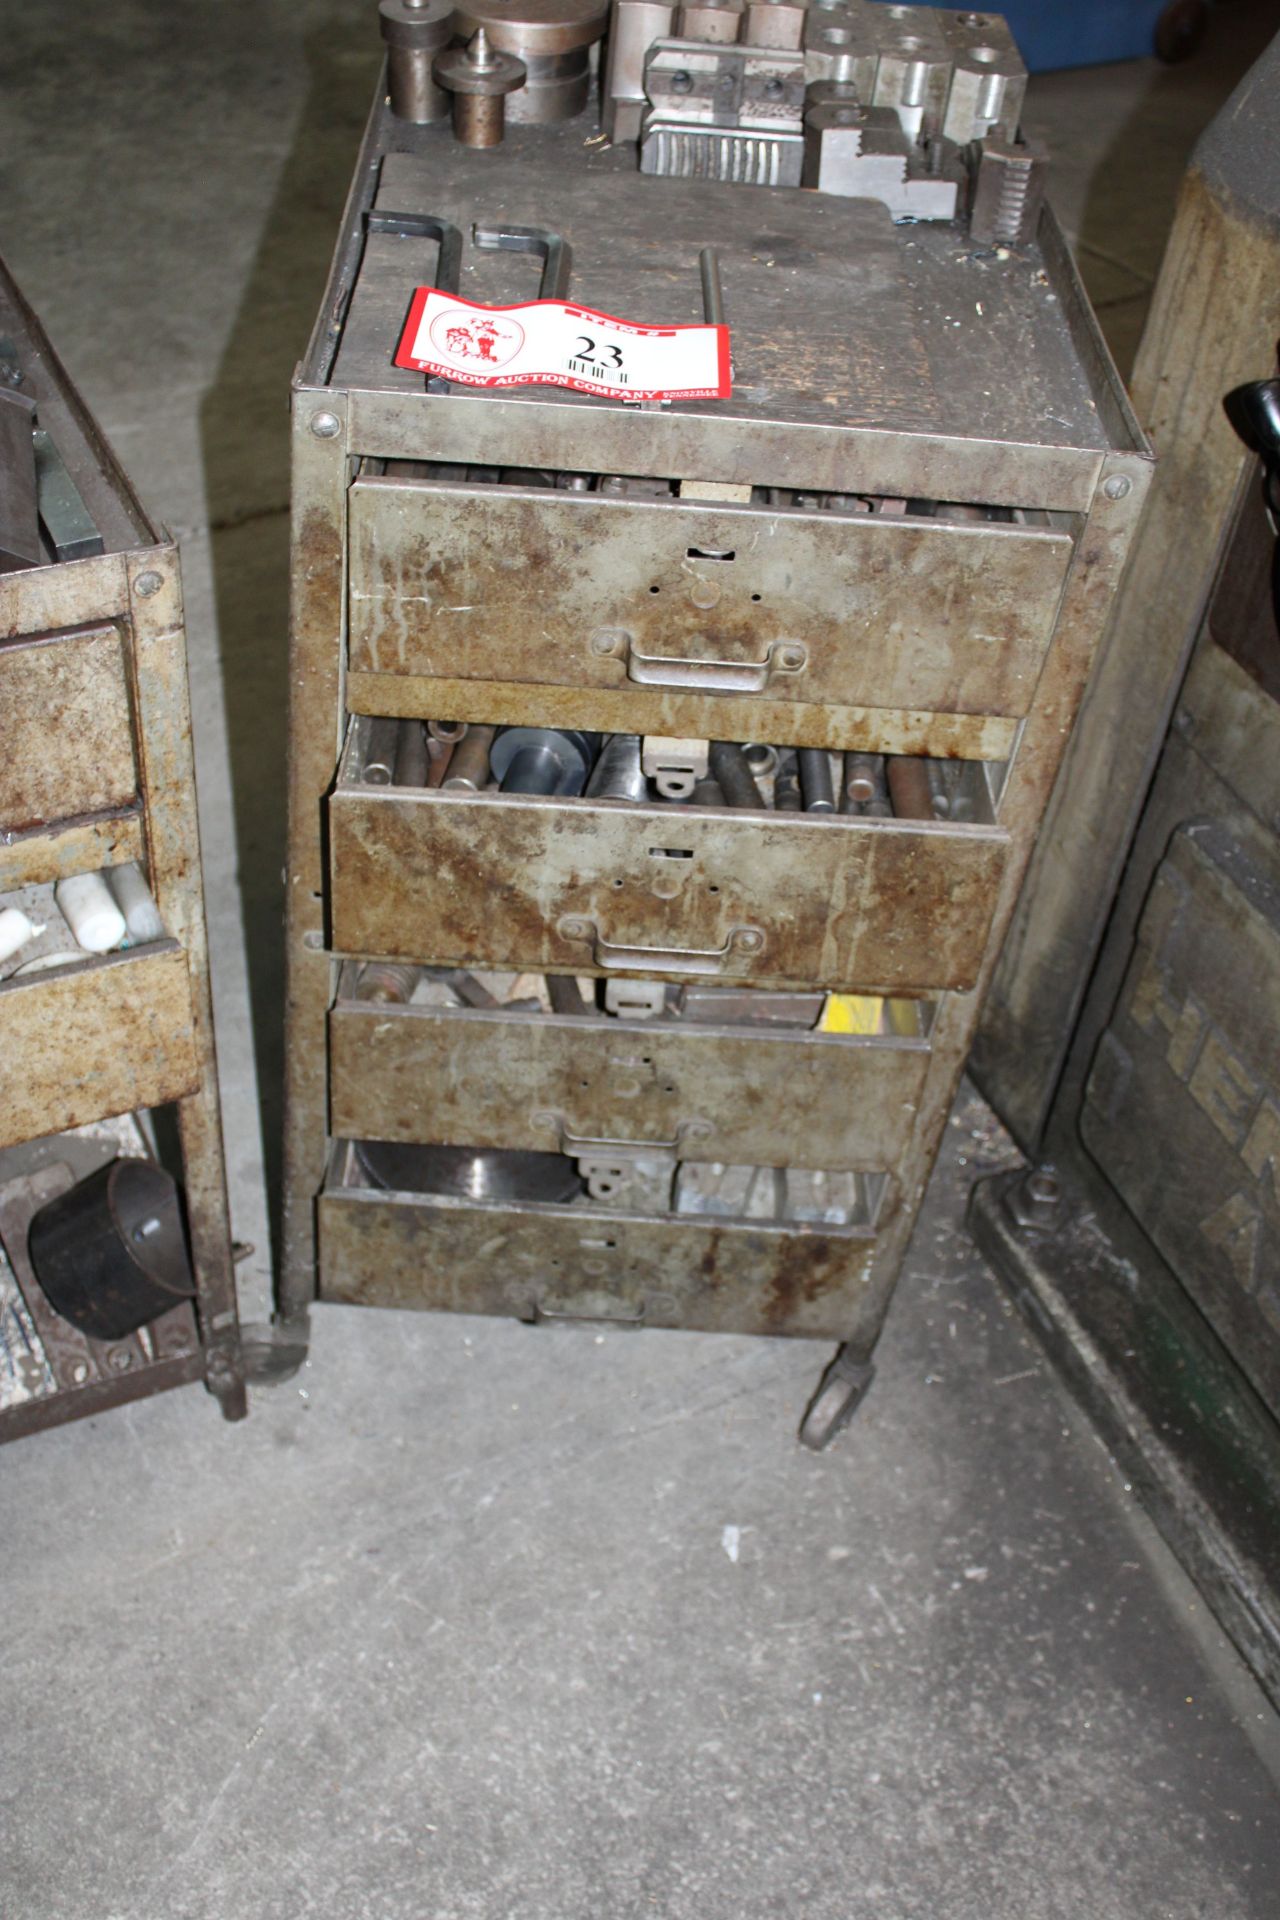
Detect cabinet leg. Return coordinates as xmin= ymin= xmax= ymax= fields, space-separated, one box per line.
xmin=798 ymin=1344 xmax=877 ymax=1452
xmin=239 ymin=1314 xmax=310 ymax=1386
xmin=204 ymin=1345 xmax=248 ymax=1422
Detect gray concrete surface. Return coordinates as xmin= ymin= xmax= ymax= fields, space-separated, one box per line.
xmin=2 ymin=4 xmax=1279 ymax=1916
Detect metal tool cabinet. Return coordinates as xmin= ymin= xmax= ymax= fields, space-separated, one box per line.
xmin=0 ymin=257 xmax=244 ymax=1440
xmin=282 ymin=85 xmax=1150 ymax=1440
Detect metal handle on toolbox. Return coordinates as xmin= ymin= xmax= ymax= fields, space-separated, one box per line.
xmin=590 ymin=630 xmax=807 ymax=694
xmin=556 ymin=917 xmax=765 ymax=974
xmin=530 ymin=1112 xmax=713 ymax=1155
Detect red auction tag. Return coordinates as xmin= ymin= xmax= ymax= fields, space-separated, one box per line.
xmin=394 ymin=288 xmax=732 ymax=401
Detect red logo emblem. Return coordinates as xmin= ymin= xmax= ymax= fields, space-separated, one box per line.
xmin=429 ymin=308 xmax=524 ymax=369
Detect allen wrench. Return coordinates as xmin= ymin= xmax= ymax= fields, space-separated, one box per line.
xmin=366 ymin=208 xmax=464 ymax=392
xmin=471 ymin=222 xmax=573 ymax=299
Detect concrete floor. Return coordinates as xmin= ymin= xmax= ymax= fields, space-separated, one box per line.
xmin=3 ymin=4 xmax=1280 ymax=1915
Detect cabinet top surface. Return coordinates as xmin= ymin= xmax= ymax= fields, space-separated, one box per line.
xmin=324 ymin=121 xmax=1119 ymax=459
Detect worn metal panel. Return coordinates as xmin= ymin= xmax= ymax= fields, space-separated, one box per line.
xmin=979 ymin=145 xmax=1269 ymax=1148
xmin=328 ymin=772 xmax=1009 ymax=995
xmin=1177 ymin=638 xmax=1280 ymax=836
xmin=329 ymin=999 xmax=930 ymax=1169
xmin=1081 ymin=815 xmax=1280 ymax=1409
xmin=346 ymin=668 xmax=1019 ymax=762
xmin=0 ymin=944 xmax=199 ymax=1149
xmin=0 ymin=808 xmax=144 ymax=894
xmin=122 ymin=548 xmax=244 ymax=1413
xmin=280 ymin=390 xmax=353 ymax=1321
xmin=320 ymin=1178 xmax=878 ymax=1340
xmin=0 ymin=624 xmax=136 ymax=831
xmin=348 ymin=481 xmax=1073 ymax=724
xmin=332 ymin=146 xmax=1116 ymax=470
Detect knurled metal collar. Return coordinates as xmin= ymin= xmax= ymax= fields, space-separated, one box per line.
xmin=453 ymin=0 xmax=609 ymax=58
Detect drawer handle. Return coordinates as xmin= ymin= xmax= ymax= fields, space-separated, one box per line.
xmin=531 ymin=1112 xmax=714 ymax=1155
xmin=590 ymin=630 xmax=807 ymax=694
xmin=536 ymin=1295 xmax=646 ymax=1325
xmin=557 ymin=917 xmax=765 ymax=974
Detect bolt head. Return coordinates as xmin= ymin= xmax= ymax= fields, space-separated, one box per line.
xmin=1004 ymin=1164 xmax=1064 ymax=1232
xmin=1103 ymin=474 xmax=1132 ymax=501
xmin=310 ymin=410 xmax=341 ymax=439
xmin=135 ymin=569 xmax=164 ymax=597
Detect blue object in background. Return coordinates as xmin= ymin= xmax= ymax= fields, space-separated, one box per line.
xmin=874 ymin=0 xmax=1169 ymax=72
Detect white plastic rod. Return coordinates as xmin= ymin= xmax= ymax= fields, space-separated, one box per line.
xmin=107 ymin=861 xmax=165 ymax=944
xmin=55 ymin=871 xmax=127 ymax=953
xmin=0 ymin=907 xmax=42 ymax=964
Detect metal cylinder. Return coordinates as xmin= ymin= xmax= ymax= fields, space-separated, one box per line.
xmin=380 ymin=0 xmax=456 ymax=123
xmin=355 ymin=962 xmax=421 ymax=1004
xmin=546 ymin=974 xmax=590 ymax=1014
xmin=708 ymin=740 xmax=764 ymax=809
xmin=773 ymin=749 xmax=802 ymax=811
xmin=690 ymin=775 xmax=727 ymax=807
xmin=840 ymin=751 xmax=890 ymax=816
xmin=428 ymin=718 xmax=469 ymax=744
xmin=393 ymin=718 xmax=431 ymax=788
xmin=455 ymin=0 xmax=608 ymax=122
xmin=886 ymin=755 xmax=933 ymax=821
xmin=585 ymin=733 xmax=649 ymax=802
xmin=28 ymin=1160 xmax=196 ymax=1341
xmin=743 ymin=742 xmax=778 ymax=776
xmin=798 ymin=748 xmax=836 ymax=812
xmin=426 ymin=739 xmax=455 ymax=786
xmin=441 ymin=724 xmax=496 ymax=791
xmin=456 ymin=91 xmax=505 ymax=144
xmin=435 ymin=29 xmax=527 ymax=146
xmin=362 ymin=717 xmax=400 ymax=784
xmin=491 ymin=727 xmax=598 ymax=796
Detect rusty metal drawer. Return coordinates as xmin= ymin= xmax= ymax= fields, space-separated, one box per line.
xmin=328 ymin=727 xmax=1010 ymax=994
xmin=329 ymin=991 xmax=930 ymax=1170
xmin=0 ymin=624 xmax=136 ymax=833
xmin=345 ymin=479 xmax=1074 ymax=758
xmin=319 ymin=1145 xmax=879 ymax=1340
xmin=0 ymin=943 xmax=199 ymax=1149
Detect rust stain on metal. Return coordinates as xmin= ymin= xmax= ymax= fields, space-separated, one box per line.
xmin=0 ymin=945 xmax=200 ymax=1151
xmin=0 ymin=626 xmax=138 ymax=832
xmin=329 ymin=771 xmax=1008 ymax=995
xmin=347 ymin=480 xmax=1073 ymax=722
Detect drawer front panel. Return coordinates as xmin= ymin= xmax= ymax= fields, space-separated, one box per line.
xmin=329 ymin=1001 xmax=929 ymax=1169
xmin=0 ymin=944 xmax=199 ymax=1147
xmin=328 ymin=784 xmax=1009 ymax=994
xmin=347 ymin=481 xmax=1073 ymax=723
xmin=0 ymin=625 xmax=136 ymax=831
xmin=320 ymin=1181 xmax=878 ymax=1339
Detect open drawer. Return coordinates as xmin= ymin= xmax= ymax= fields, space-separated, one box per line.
xmin=329 ymin=978 xmax=931 ymax=1171
xmin=0 ymin=943 xmax=199 ymax=1148
xmin=345 ymin=478 xmax=1074 ymax=757
xmin=327 ymin=722 xmax=1010 ymax=994
xmin=319 ymin=1142 xmax=881 ymax=1341
xmin=0 ymin=624 xmax=136 ymax=833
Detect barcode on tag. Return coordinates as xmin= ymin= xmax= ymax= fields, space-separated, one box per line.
xmin=394 ymin=288 xmax=732 ymax=402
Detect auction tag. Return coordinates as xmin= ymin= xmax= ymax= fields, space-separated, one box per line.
xmin=394 ymin=288 xmax=732 ymax=402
